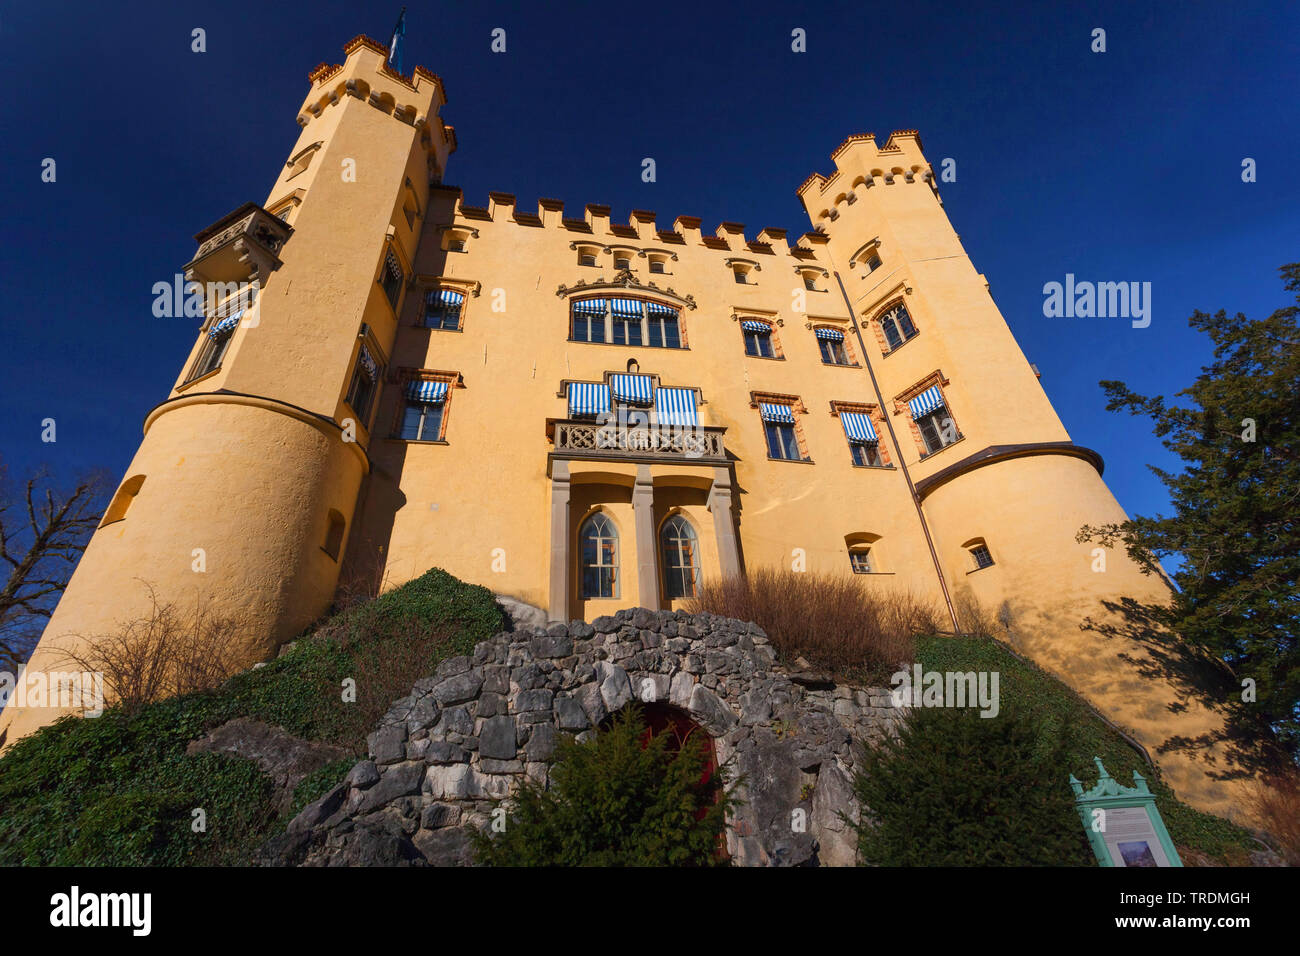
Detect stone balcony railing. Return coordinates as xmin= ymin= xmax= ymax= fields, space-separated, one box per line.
xmin=549 ymin=419 xmax=728 ymax=464
xmin=184 ymin=202 xmax=293 ymax=288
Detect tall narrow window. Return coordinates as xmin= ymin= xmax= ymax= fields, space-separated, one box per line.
xmin=760 ymin=403 xmax=803 ymax=460
xmin=660 ymin=515 xmax=701 ymax=600
xmin=610 ymin=298 xmax=644 ymax=346
xmin=187 ymin=313 xmax=238 ymax=382
xmin=380 ymin=250 xmax=404 ymax=311
xmin=100 ymin=475 xmax=146 ymax=526
xmin=645 ymin=301 xmax=681 ymax=349
xmin=423 ymin=288 xmax=464 ymax=330
xmin=879 ymin=303 xmax=918 ymax=351
xmin=345 ymin=345 xmax=379 ymax=426
xmin=742 ymin=321 xmax=775 ymax=358
xmin=580 ymin=513 xmax=619 ymax=599
xmin=323 ymin=509 xmax=346 ymax=561
xmin=816 ymin=327 xmax=851 ymax=365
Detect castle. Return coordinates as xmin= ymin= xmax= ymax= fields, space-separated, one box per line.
xmin=0 ymin=36 xmax=1255 ymax=817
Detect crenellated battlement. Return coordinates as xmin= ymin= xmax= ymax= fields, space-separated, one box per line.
xmin=297 ymin=35 xmax=455 ymax=173
xmin=797 ymin=129 xmax=936 ymax=223
xmin=442 ymin=191 xmax=827 ymax=259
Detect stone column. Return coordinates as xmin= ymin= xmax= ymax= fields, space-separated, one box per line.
xmin=639 ymin=301 xmax=650 ymax=346
xmin=633 ymin=464 xmax=660 ymax=610
xmin=604 ymin=303 xmax=614 ymax=344
xmin=548 ymin=460 xmax=571 ymax=622
xmin=708 ymin=467 xmax=742 ymax=579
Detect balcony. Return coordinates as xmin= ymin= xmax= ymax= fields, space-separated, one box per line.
xmin=548 ymin=419 xmax=728 ymax=465
xmin=184 ymin=202 xmax=293 ymax=288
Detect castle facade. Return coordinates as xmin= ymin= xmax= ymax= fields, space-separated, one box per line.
xmin=1 ymin=36 xmax=1252 ymax=816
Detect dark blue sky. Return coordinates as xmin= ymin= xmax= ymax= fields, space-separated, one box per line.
xmin=2 ymin=0 xmax=1296 ymax=534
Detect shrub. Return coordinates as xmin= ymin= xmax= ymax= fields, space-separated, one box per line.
xmin=1249 ymin=772 xmax=1300 ymax=865
xmin=851 ymin=703 xmax=1094 ymax=866
xmin=473 ymin=706 xmax=733 ymax=866
xmin=0 ymin=567 xmax=508 ymax=866
xmin=688 ymin=568 xmax=935 ymax=680
xmin=57 ymin=583 xmax=253 ymax=714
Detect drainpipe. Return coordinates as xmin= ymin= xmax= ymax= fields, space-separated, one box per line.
xmin=832 ymin=270 xmax=961 ymax=635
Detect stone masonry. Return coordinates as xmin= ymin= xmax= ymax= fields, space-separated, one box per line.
xmin=263 ymin=608 xmax=907 ymax=866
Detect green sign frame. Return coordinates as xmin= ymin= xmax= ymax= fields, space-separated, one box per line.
xmin=1070 ymin=757 xmax=1183 ymax=867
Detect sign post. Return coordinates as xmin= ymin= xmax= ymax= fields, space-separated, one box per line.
xmin=1071 ymin=757 xmax=1183 ymax=867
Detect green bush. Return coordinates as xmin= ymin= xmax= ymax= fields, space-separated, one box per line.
xmin=851 ymin=703 xmax=1093 ymax=866
xmin=914 ymin=634 xmax=1256 ymax=862
xmin=0 ymin=567 xmax=507 ymax=866
xmin=473 ymin=707 xmax=733 ymax=866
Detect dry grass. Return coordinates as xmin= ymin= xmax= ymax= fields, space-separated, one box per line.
xmin=58 ymin=583 xmax=254 ymax=714
xmin=687 ymin=568 xmax=938 ymax=680
xmin=1248 ymin=772 xmax=1300 ymax=865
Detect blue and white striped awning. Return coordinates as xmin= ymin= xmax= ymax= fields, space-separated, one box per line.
xmin=759 ymin=402 xmax=795 ymax=424
xmin=571 ymin=298 xmax=606 ymax=314
xmin=405 ymin=379 xmax=448 ymax=404
xmin=567 ymin=382 xmax=610 ymax=417
xmin=429 ymin=288 xmax=464 ymax=308
xmin=610 ymin=373 xmax=653 ymax=405
xmin=385 ymin=250 xmax=403 ymax=280
xmin=655 ymin=387 xmax=698 ymax=427
xmin=814 ymin=327 xmax=844 ymax=341
xmin=645 ymin=301 xmax=677 ymax=318
xmin=610 ymin=297 xmax=642 ymax=317
xmin=907 ymin=385 xmax=945 ymax=419
xmin=207 ymin=311 xmax=243 ymax=338
xmin=357 ymin=345 xmax=377 ymax=378
xmin=840 ymin=411 xmax=878 ymax=443
xmin=741 ymin=320 xmax=771 ymax=333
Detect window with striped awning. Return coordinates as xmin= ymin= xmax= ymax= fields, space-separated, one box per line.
xmin=405 ymin=379 xmax=449 ymax=404
xmin=839 ymin=411 xmax=878 ymax=443
xmin=381 ymin=249 xmax=404 ymax=310
xmin=610 ymin=298 xmax=642 ymax=317
xmin=571 ymin=298 xmax=607 ymax=344
xmin=357 ymin=345 xmax=377 ymax=379
xmin=814 ymin=327 xmax=844 ymax=341
xmin=207 ymin=312 xmax=242 ymax=339
xmin=610 ymin=373 xmax=653 ymax=405
xmin=424 ymin=288 xmax=464 ymax=330
xmin=759 ymin=402 xmax=796 ymax=423
xmin=907 ymin=385 xmax=945 ymax=419
xmin=567 ymin=382 xmax=610 ymax=417
xmin=741 ymin=320 xmax=771 ymax=333
xmin=655 ymin=388 xmax=698 ymax=427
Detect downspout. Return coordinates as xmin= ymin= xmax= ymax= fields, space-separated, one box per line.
xmin=832 ymin=270 xmax=961 ymax=635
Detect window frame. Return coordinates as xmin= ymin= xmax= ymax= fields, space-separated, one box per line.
xmin=345 ymin=347 xmax=381 ymax=428
xmin=580 ymin=512 xmax=620 ymax=599
xmin=849 ymin=549 xmax=873 ymax=574
xmin=422 ymin=287 xmax=464 ymax=331
xmin=660 ymin=514 xmax=701 ymax=601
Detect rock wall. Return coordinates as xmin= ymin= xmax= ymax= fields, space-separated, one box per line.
xmin=263 ymin=608 xmax=907 ymax=866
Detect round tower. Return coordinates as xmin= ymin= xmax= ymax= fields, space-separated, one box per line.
xmin=1 ymin=37 xmax=455 ymax=745
xmin=798 ymin=133 xmax=1256 ymax=816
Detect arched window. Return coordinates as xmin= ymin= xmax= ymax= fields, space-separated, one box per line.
xmin=580 ymin=512 xmax=619 ymax=598
xmin=878 ymin=303 xmax=918 ymax=351
xmin=660 ymin=514 xmax=701 ymax=599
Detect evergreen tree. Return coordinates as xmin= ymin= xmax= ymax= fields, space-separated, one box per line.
xmin=472 ymin=706 xmax=732 ymax=866
xmin=1078 ymin=263 xmax=1300 ymax=755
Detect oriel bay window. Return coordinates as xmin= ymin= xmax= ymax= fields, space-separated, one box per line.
xmin=908 ymin=384 xmax=960 ymax=455
xmin=569 ymin=297 xmax=683 ymax=349
xmin=742 ymin=320 xmax=776 ymax=358
xmin=423 ymin=288 xmax=464 ymax=330
xmin=398 ymin=379 xmax=449 ymax=441
xmin=760 ymin=402 xmax=805 ymax=461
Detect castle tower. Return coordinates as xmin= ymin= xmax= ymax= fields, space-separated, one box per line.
xmin=0 ymin=37 xmax=455 ymax=745
xmin=798 ymin=133 xmax=1253 ymax=814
